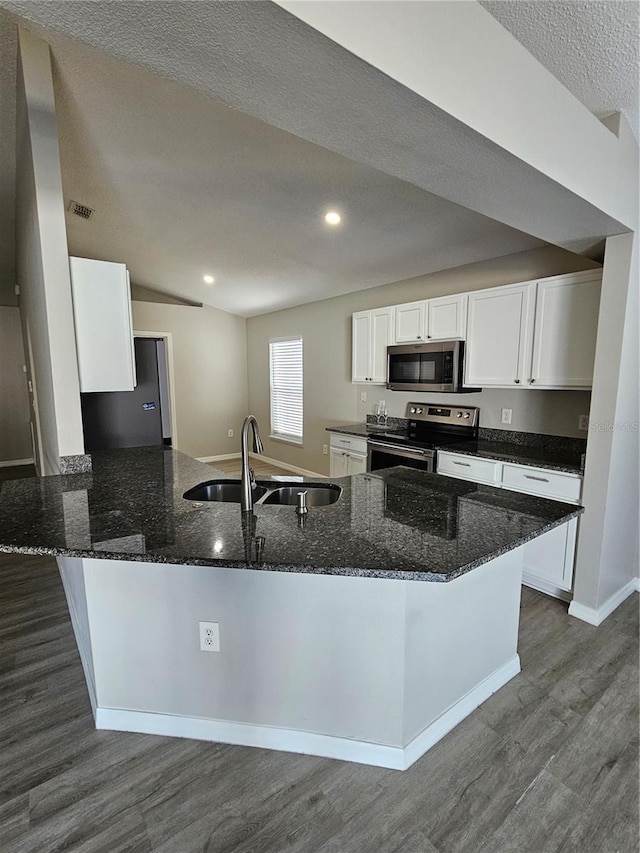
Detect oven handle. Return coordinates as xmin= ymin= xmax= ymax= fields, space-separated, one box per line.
xmin=367 ymin=440 xmax=433 ymax=458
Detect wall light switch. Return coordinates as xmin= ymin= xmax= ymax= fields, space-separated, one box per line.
xmin=501 ymin=408 xmax=512 ymax=425
xmin=227 ymin=429 xmax=234 ymax=438
xmin=322 ymin=444 xmax=328 ymax=455
xmin=360 ymin=390 xmax=367 ymax=403
xmin=578 ymin=415 xmax=589 ymax=431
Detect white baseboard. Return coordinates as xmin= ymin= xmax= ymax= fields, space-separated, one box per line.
xmin=401 ymin=655 xmax=521 ymax=770
xmin=522 ymin=575 xmax=572 ymax=602
xmin=197 ymin=453 xmax=241 ymax=463
xmin=250 ymin=452 xmax=324 ymax=480
xmin=0 ymin=458 xmax=34 ymax=468
xmin=568 ymin=578 xmax=638 ymax=626
xmin=94 ymin=655 xmax=520 ymax=771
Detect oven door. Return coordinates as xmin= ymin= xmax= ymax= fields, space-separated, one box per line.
xmin=367 ymin=440 xmax=435 ymax=473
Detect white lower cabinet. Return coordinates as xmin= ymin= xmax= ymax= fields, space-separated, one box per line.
xmin=437 ymin=450 xmax=582 ymax=599
xmin=328 ymin=433 xmax=368 ymax=477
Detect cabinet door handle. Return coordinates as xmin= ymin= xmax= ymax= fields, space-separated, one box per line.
xmin=525 ymin=474 xmax=549 ymax=482
xmin=530 ymin=378 xmax=536 ymax=384
xmin=452 ymin=461 xmax=471 ymax=467
xmin=417 ymin=335 xmax=422 ymax=339
xmin=514 ymin=379 xmax=521 ymax=384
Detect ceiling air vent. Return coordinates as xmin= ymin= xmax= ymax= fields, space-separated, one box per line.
xmin=68 ymin=200 xmax=94 ymax=220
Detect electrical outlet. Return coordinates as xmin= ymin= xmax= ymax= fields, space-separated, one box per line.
xmin=578 ymin=414 xmax=589 ymax=431
xmin=501 ymin=408 xmax=512 ymax=425
xmin=199 ymin=621 xmax=220 ymax=652
xmin=227 ymin=429 xmax=234 ymax=438
xmin=322 ymin=444 xmax=328 ymax=455
xmin=360 ymin=390 xmax=367 ymax=403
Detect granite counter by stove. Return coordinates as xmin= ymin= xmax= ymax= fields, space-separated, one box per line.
xmin=443 ymin=430 xmax=586 ymax=474
xmin=0 ymin=445 xmax=581 ymax=582
xmin=0 ymin=445 xmax=583 ymax=769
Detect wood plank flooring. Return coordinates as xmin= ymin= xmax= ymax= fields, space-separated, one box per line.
xmin=0 ymin=554 xmax=638 ymax=851
xmin=209 ymin=459 xmax=310 ymax=479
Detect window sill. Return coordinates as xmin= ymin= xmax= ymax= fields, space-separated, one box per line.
xmin=270 ymin=435 xmax=303 ymax=447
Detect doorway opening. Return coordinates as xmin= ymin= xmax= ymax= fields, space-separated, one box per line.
xmin=80 ymin=331 xmax=177 ymax=452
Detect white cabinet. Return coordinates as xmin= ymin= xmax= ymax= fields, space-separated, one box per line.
xmin=501 ymin=463 xmax=582 ymax=504
xmin=394 ymin=301 xmax=426 ymax=343
xmin=464 ymin=271 xmax=601 ymax=389
xmin=437 ymin=451 xmax=502 ymax=486
xmin=464 ymin=282 xmax=535 ymax=388
xmin=437 ymin=450 xmax=582 ymax=599
xmin=393 ymin=295 xmax=467 ymax=343
xmin=427 ymin=294 xmax=467 ymax=340
xmin=328 ymin=433 xmax=368 ymax=477
xmin=529 ymin=273 xmax=601 ymax=388
xmin=352 ymin=307 xmax=393 ymax=384
xmin=70 ymin=256 xmax=136 ymax=392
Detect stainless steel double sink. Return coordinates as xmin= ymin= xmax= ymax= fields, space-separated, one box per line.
xmin=183 ymin=479 xmax=341 ymax=507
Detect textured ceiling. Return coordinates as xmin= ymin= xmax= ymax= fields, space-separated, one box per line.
xmin=0 ymin=1 xmax=634 ymax=313
xmin=481 ymin=0 xmax=639 ymax=139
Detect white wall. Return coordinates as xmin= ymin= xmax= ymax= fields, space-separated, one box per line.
xmin=247 ymin=246 xmax=597 ymax=475
xmin=0 ymin=306 xmax=32 ymax=463
xmin=131 ymin=300 xmax=248 ymax=459
xmin=573 ymin=233 xmax=640 ymax=611
xmin=15 ymin=28 xmax=84 ymax=473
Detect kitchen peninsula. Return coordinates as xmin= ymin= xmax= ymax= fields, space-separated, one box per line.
xmin=0 ymin=447 xmax=582 ymax=769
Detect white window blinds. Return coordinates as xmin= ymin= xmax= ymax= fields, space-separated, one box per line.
xmin=269 ymin=338 xmax=303 ymax=443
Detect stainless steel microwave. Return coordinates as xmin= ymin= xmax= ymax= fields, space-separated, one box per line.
xmin=386 ymin=341 xmax=481 ymax=393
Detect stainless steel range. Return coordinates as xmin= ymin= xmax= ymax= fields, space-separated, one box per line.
xmin=367 ymin=403 xmax=480 ymax=473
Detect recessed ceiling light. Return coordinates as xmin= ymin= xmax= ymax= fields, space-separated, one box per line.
xmin=324 ymin=211 xmax=342 ymax=226
xmin=203 ymin=274 xmax=215 ymax=284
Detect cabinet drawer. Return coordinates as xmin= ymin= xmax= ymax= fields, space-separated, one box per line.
xmin=328 ymin=433 xmax=368 ymax=456
xmin=437 ymin=452 xmax=501 ymax=486
xmin=501 ymin=463 xmax=581 ymax=504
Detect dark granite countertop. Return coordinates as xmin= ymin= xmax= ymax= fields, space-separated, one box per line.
xmin=0 ymin=446 xmax=582 ymax=582
xmin=325 ymin=423 xmax=402 ymax=438
xmin=441 ymin=439 xmax=585 ymax=475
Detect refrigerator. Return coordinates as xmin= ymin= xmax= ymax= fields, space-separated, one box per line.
xmin=81 ymin=337 xmax=172 ymax=451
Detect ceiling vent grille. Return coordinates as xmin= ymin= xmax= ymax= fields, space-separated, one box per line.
xmin=68 ymin=200 xmax=94 ymax=220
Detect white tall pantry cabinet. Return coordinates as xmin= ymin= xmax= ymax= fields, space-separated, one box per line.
xmin=69 ymin=256 xmax=137 ymax=393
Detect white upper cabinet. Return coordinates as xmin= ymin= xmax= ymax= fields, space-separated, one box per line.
xmin=69 ymin=256 xmax=136 ymax=392
xmin=426 ymin=294 xmax=467 ymax=340
xmin=464 ymin=283 xmax=536 ymax=388
xmin=529 ymin=272 xmax=602 ymax=388
xmin=393 ymin=294 xmax=467 ymax=343
xmin=352 ymin=307 xmax=393 ymax=384
xmin=394 ymin=301 xmax=426 ymax=342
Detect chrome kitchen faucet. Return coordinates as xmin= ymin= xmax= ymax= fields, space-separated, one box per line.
xmin=240 ymin=415 xmax=264 ymax=513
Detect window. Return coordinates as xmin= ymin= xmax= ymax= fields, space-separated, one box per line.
xmin=269 ymin=337 xmax=303 ymax=444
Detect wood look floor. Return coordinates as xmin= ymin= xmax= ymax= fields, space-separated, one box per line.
xmin=0 ymin=461 xmax=638 ymax=851
xmin=210 ymin=459 xmax=307 ymax=479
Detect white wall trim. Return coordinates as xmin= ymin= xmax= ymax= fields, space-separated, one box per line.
xmin=522 ymin=576 xmax=572 ymax=603
xmin=93 ymin=654 xmax=519 ymax=771
xmin=197 ymin=452 xmax=241 ymax=464
xmin=401 ymin=655 xmax=520 ymax=769
xmin=133 ymin=330 xmax=178 ymax=451
xmin=249 ymin=452 xmax=325 ymax=479
xmin=568 ymin=578 xmax=638 ymax=626
xmin=0 ymin=458 xmax=34 ymax=468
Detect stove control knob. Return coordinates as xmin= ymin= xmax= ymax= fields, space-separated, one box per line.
xmin=410 ymin=407 xmax=416 ymax=414
xmin=416 ymin=407 xmax=423 ymax=414
xmin=456 ymin=412 xmax=462 ymax=418
xmin=463 ymin=413 xmax=470 ymax=419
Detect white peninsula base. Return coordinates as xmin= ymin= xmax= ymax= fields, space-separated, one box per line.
xmin=57 ymin=547 xmax=524 ymax=770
